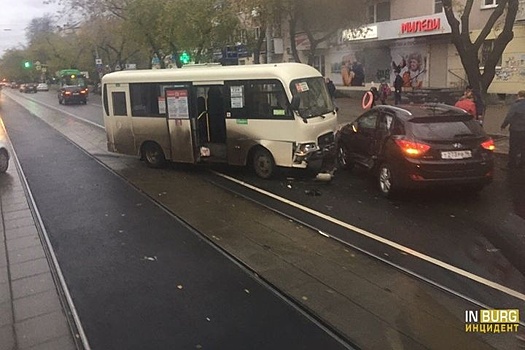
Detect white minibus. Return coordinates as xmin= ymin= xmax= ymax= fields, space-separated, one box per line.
xmin=102 ymin=63 xmax=337 ymax=178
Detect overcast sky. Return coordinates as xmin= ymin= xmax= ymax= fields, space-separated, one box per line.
xmin=0 ymin=0 xmax=65 ymax=56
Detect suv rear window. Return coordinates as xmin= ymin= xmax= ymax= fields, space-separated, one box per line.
xmin=409 ymin=118 xmax=484 ymax=140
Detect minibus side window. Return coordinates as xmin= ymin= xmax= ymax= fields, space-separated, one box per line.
xmin=225 ymin=80 xmax=291 ymax=120
xmin=246 ymin=80 xmax=290 ymax=119
xmin=112 ymin=92 xmax=127 ymax=116
xmin=130 ymin=83 xmax=163 ymax=117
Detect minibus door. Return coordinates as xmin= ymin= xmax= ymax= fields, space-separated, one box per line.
xmin=106 ymin=84 xmax=136 ymax=155
xmin=165 ymin=87 xmax=196 ymax=163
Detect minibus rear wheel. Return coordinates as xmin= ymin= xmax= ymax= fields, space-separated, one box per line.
xmin=252 ymin=147 xmax=275 ymax=179
xmin=142 ymin=142 xmax=166 ymax=168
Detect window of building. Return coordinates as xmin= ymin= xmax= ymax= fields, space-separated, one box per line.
xmin=434 ymin=0 xmax=443 ymax=13
xmin=518 ymin=0 xmax=525 ymax=21
xmin=112 ymin=92 xmax=127 ymax=116
xmin=482 ymin=0 xmax=500 ymax=8
xmin=368 ymin=2 xmax=391 ymax=23
xmin=313 ymin=56 xmax=325 ymax=76
xmin=480 ymin=40 xmax=502 ymax=68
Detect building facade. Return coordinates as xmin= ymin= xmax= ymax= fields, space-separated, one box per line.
xmin=280 ymin=0 xmax=525 ymax=94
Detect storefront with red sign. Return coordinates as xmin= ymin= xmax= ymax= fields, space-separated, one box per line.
xmin=328 ymin=12 xmax=452 ymax=89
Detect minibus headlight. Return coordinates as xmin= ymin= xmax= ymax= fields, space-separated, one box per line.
xmin=295 ymin=142 xmax=318 ymax=157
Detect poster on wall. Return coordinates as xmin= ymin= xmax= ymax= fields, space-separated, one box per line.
xmin=390 ymin=40 xmax=429 ymax=89
xmin=328 ymin=50 xmax=365 ymax=87
xmin=494 ymin=54 xmax=525 ymax=84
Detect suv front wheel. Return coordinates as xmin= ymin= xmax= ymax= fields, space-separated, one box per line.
xmin=378 ymin=163 xmax=397 ymax=198
xmin=337 ymin=144 xmax=354 ymax=170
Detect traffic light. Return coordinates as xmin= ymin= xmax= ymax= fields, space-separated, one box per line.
xmin=180 ymin=51 xmax=191 ymax=65
xmin=23 ymin=60 xmax=32 ymax=69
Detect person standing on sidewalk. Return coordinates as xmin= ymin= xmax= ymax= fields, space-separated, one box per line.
xmin=500 ymin=90 xmax=525 ymax=169
xmin=393 ymin=70 xmax=403 ymax=105
xmin=325 ymin=77 xmax=338 ymax=111
xmin=454 ymin=88 xmax=477 ymax=119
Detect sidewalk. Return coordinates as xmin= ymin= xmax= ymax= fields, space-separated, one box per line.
xmin=0 ymin=132 xmax=78 ymax=349
xmin=334 ymin=96 xmax=509 ymax=155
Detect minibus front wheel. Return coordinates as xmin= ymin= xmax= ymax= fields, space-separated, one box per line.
xmin=142 ymin=142 xmax=166 ymax=168
xmin=252 ymin=147 xmax=275 ymax=179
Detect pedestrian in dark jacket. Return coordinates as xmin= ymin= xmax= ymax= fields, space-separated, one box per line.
xmin=501 ymin=90 xmax=525 ymax=169
xmin=325 ymin=77 xmax=337 ymax=110
xmin=393 ymin=70 xmax=403 ymax=105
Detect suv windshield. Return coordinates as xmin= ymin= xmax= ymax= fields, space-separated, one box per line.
xmin=290 ymin=77 xmax=332 ymax=119
xmin=409 ymin=118 xmax=484 ymax=141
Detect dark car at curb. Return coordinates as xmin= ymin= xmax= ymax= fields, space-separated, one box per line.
xmin=0 ymin=141 xmax=9 ymax=173
xmin=20 ymin=83 xmax=38 ymax=93
xmin=336 ymin=104 xmax=495 ymax=198
xmin=58 ymin=85 xmax=88 ymax=105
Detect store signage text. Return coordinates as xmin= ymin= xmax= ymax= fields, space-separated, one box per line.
xmin=401 ymin=18 xmax=441 ymax=34
xmin=341 ymin=26 xmax=378 ymax=41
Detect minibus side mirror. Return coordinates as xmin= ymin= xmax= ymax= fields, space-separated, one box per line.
xmin=290 ymin=95 xmax=300 ymax=111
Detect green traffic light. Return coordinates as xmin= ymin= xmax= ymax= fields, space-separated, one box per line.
xmin=23 ymin=61 xmax=32 ymax=69
xmin=180 ymin=51 xmax=190 ymax=64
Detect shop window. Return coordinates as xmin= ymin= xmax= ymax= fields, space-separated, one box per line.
xmin=112 ymin=92 xmax=127 ymax=116
xmin=313 ymin=56 xmax=325 ymax=76
xmin=482 ymin=0 xmax=500 ymax=8
xmin=368 ymin=2 xmax=390 ymax=23
xmin=434 ymin=0 xmax=443 ymax=13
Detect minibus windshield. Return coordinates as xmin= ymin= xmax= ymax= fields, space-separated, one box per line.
xmin=290 ymin=77 xmax=333 ymax=119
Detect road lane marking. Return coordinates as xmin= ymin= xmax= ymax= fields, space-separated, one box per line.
xmin=213 ymin=171 xmax=525 ymax=303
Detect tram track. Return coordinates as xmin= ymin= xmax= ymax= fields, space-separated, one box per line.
xmin=4 ymin=90 xmax=522 ymax=348
xmin=2 ymin=127 xmax=91 ymax=350
xmin=202 ymin=170 xmax=525 ymax=325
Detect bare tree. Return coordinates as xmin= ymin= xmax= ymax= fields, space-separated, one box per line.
xmin=443 ymin=0 xmax=519 ymax=113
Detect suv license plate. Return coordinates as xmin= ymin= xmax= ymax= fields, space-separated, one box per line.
xmin=441 ymin=150 xmax=472 ymax=159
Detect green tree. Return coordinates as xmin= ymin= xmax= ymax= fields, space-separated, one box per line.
xmin=230 ymin=0 xmax=283 ymax=63
xmin=0 ymin=49 xmax=34 ymax=82
xmin=284 ymin=0 xmax=367 ymax=65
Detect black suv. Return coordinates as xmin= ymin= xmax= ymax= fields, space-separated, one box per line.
xmin=336 ymin=104 xmax=495 ymax=197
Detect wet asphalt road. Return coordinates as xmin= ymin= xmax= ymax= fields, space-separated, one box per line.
xmin=1 ymin=94 xmax=353 ymax=349
xmin=2 ymin=89 xmax=525 ymax=348
xmin=9 ymin=88 xmax=525 ymax=304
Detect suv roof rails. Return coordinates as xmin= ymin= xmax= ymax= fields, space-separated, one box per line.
xmin=380 ymin=105 xmax=413 ymax=116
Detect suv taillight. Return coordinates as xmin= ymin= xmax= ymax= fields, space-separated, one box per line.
xmin=481 ymin=139 xmax=495 ymax=151
xmin=394 ymin=139 xmax=430 ymax=157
